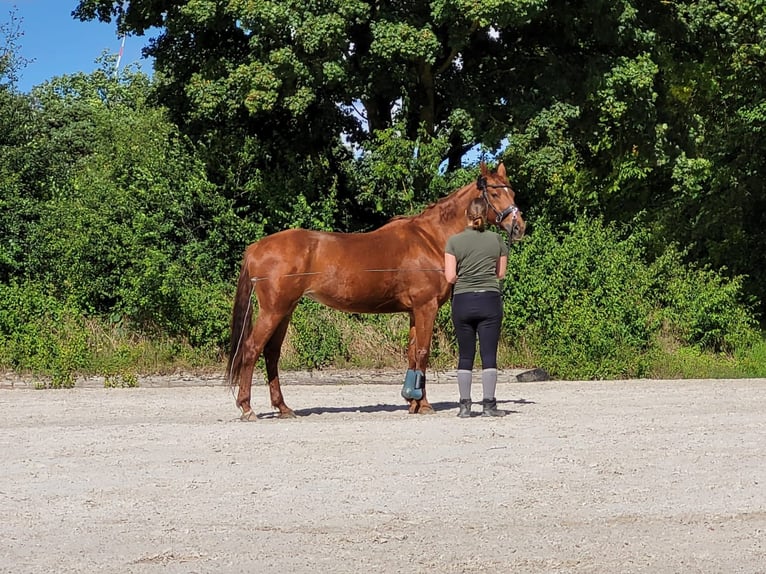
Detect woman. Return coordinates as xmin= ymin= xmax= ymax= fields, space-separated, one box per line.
xmin=444 ymin=197 xmax=509 ymax=418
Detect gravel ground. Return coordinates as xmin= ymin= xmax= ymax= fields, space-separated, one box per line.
xmin=2 ymin=372 xmax=765 ymax=573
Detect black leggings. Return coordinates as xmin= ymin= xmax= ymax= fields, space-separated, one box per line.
xmin=451 ymin=291 xmax=502 ymax=371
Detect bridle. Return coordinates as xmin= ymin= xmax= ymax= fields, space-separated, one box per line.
xmin=477 ymin=175 xmax=519 ymax=225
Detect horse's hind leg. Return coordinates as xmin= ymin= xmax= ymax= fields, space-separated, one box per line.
xmin=235 ymin=338 xmax=258 ymax=420
xmin=263 ymin=316 xmax=295 ymax=419
xmin=236 ymin=311 xmax=288 ymax=420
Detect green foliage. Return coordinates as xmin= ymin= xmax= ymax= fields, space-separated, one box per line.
xmin=0 ymin=281 xmax=60 ymax=371
xmin=646 ymin=340 xmax=766 ymax=380
xmin=74 ymin=0 xmax=552 ymax=176
xmin=90 ymin=338 xmax=141 ymax=388
xmin=735 ymin=340 xmax=766 ymax=378
xmin=650 ymin=0 xmax=766 ymax=310
xmin=502 ymin=216 xmax=760 ymax=379
xmin=650 ymin=248 xmax=759 ymax=353
xmin=48 ymin=311 xmax=90 ymax=388
xmin=428 ymin=303 xmax=457 ymax=370
xmin=66 ymin=0 xmax=766 ymax=320
xmin=0 ymin=63 xmax=250 ymax=376
xmin=351 ymin=125 xmax=453 ymax=219
xmin=0 ymin=281 xmax=89 ymax=386
xmin=353 ymin=312 xmax=410 ymax=351
xmin=288 ymin=300 xmax=349 ymax=370
xmin=1 ymin=2 xmax=765 ymax=383
xmin=503 ymin=217 xmax=656 ymax=379
xmin=501 ymin=102 xmax=587 ymax=221
xmin=20 ymin=65 xmax=246 ymax=344
xmin=171 ymin=280 xmax=232 ymax=349
xmin=648 ymin=346 xmax=743 ymax=380
xmin=333 ymin=313 xmax=412 ymax=369
xmin=0 ymin=277 xmax=225 ymax=380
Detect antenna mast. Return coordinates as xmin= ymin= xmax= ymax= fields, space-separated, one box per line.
xmin=114 ymin=33 xmax=126 ymax=76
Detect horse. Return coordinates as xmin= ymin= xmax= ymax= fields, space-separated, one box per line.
xmin=226 ymin=162 xmax=526 ymax=420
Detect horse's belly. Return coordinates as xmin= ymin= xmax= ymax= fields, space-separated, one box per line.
xmin=304 ymin=290 xmax=407 ymax=314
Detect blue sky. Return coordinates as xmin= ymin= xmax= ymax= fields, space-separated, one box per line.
xmin=5 ymin=0 xmax=153 ymax=92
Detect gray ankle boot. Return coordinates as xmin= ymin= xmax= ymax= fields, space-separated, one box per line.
xmin=482 ymin=398 xmax=505 ymax=417
xmin=457 ymin=399 xmax=472 ymax=418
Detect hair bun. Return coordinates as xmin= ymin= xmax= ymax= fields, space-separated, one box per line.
xmin=467 ymin=197 xmax=487 ymax=230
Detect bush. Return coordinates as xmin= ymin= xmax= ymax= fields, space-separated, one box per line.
xmin=501 ymin=216 xmax=761 ymax=379
xmin=503 ymin=217 xmax=656 ymax=379
xmin=288 ymin=299 xmax=349 ymax=370
xmin=649 ymin=248 xmax=760 ymax=353
xmin=0 ymin=281 xmax=89 ymax=385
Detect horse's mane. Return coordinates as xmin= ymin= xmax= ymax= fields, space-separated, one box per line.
xmin=387 ymin=179 xmax=474 ymax=223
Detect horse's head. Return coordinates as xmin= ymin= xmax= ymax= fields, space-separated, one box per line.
xmin=477 ymin=162 xmax=526 ymax=242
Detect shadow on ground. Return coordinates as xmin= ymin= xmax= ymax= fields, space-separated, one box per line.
xmin=258 ymin=398 xmax=536 ymax=418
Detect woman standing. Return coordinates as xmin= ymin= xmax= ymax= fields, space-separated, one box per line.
xmin=444 ymin=197 xmax=509 ymax=418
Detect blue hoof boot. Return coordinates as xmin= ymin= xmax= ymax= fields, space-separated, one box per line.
xmin=401 ymin=369 xmax=424 ymax=400
xmin=401 ymin=385 xmax=423 ymax=400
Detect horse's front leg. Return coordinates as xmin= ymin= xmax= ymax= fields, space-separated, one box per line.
xmin=404 ymin=303 xmax=438 ymax=415
xmin=408 ymin=347 xmax=434 ymax=415
xmin=264 ymin=317 xmax=296 ymax=419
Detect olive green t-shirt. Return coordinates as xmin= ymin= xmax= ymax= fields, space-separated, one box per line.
xmin=445 ymin=227 xmax=509 ymax=295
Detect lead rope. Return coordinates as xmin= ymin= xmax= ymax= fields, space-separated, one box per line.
xmin=248 ymin=268 xmax=445 ymax=282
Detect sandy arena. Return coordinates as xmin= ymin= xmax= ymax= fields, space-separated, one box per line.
xmin=1 ymin=371 xmax=765 ymax=573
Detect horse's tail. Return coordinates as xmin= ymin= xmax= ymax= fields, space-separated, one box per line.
xmin=225 ymin=256 xmax=254 ymax=389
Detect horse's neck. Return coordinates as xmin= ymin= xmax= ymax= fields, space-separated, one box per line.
xmin=414 ymin=182 xmax=475 ymax=244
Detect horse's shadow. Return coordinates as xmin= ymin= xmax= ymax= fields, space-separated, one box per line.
xmin=258 ymin=398 xmax=536 ymax=419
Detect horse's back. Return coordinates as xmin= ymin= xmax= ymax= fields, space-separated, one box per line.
xmin=245 ymin=224 xmax=425 ymax=271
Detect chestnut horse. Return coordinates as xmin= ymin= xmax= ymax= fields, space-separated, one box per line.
xmin=226 ymin=162 xmax=526 ymax=420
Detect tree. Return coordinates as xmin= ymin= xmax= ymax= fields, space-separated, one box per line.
xmin=72 ymin=1 xmax=680 ymax=230
xmin=500 ymin=0 xmax=766 ymax=312
xmin=1 ymin=7 xmax=31 ymax=90
xmin=1 ymin=9 xmax=40 ymax=282
xmin=653 ymin=1 xmax=766 ymax=310
xmin=74 ymin=1 xmax=552 ymax=168
xmin=73 ymin=1 xmax=766 ymax=313
xmin=6 ymin=60 xmax=248 ymax=343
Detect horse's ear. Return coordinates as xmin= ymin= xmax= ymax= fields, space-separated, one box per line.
xmin=480 ymin=161 xmax=488 ymax=176
xmin=497 ymin=163 xmax=506 ymax=178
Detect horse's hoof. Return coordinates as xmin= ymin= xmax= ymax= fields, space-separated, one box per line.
xmin=240 ymin=410 xmax=258 ymax=422
xmin=407 ymin=401 xmax=434 ymax=415
xmin=278 ymin=410 xmax=297 ymax=419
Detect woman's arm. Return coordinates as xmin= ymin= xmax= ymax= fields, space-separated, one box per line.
xmin=496 ymin=255 xmax=508 ymax=279
xmin=444 ymin=252 xmax=458 ymax=284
